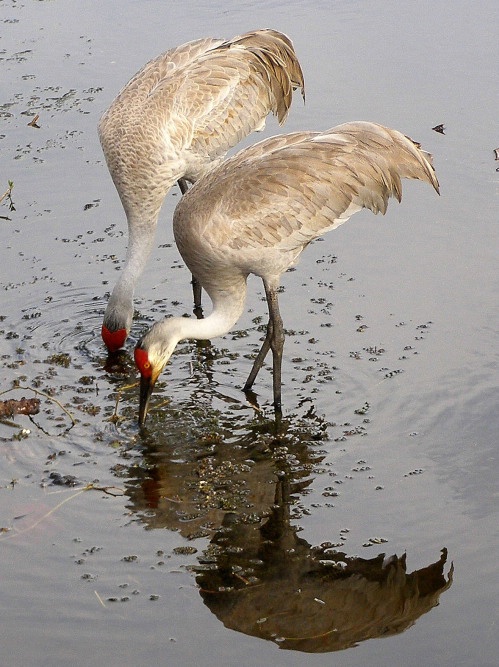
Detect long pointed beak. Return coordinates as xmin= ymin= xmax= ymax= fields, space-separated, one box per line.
xmin=138 ymin=374 xmax=156 ymax=426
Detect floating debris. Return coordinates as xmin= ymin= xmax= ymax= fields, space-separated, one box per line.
xmin=47 ymin=472 xmax=79 ymax=487
xmin=363 ymin=536 xmax=389 ymax=547
xmin=27 ymin=114 xmax=40 ymax=128
xmin=0 ymin=397 xmax=40 ymax=418
xmin=172 ymin=545 xmax=198 ymax=556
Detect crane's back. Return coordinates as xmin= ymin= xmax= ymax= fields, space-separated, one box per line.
xmin=98 ymin=30 xmax=305 ymax=211
xmin=173 ymin=122 xmax=439 ymax=290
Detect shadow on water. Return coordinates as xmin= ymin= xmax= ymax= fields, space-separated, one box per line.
xmin=116 ymin=385 xmax=453 ymax=654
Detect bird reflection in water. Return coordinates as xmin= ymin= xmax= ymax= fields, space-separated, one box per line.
xmin=195 ymin=476 xmax=453 ymax=653
xmin=123 ymin=407 xmax=452 ymax=653
xmin=124 ymin=402 xmax=327 ymax=538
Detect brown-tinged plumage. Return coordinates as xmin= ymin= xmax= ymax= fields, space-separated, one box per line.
xmin=98 ymin=29 xmax=305 ymax=352
xmin=134 ymin=121 xmax=439 ymax=424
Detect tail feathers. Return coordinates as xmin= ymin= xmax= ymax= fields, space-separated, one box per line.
xmin=328 ymin=122 xmax=440 ymax=209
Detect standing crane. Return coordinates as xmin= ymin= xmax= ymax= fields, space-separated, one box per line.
xmin=134 ymin=121 xmax=440 ymax=424
xmin=98 ymin=29 xmax=305 ymax=352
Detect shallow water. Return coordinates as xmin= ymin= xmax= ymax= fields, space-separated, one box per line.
xmin=1 ymin=1 xmax=497 ymax=666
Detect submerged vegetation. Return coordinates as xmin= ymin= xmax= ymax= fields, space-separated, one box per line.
xmin=0 ymin=180 xmax=15 ymax=220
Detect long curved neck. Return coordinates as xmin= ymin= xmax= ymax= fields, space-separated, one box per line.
xmin=118 ymin=216 xmax=158 ymax=296
xmin=104 ymin=212 xmax=159 ymax=329
xmin=185 ymin=280 xmax=248 ymax=340
xmin=154 ymin=278 xmax=248 ymax=347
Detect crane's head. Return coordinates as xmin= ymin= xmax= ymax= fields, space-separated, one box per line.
xmin=102 ymin=290 xmax=135 ymax=353
xmin=134 ymin=346 xmax=162 ymax=425
xmin=134 ymin=320 xmax=181 ymax=425
xmin=102 ymin=324 xmax=128 ymax=353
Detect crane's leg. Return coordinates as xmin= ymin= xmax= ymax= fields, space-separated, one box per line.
xmin=266 ymin=283 xmax=284 ymax=412
xmin=244 ymin=324 xmax=272 ymax=391
xmin=191 ymin=276 xmax=204 ymax=319
xmin=244 ymin=279 xmax=284 ymax=412
xmin=177 ymin=178 xmax=203 ymax=318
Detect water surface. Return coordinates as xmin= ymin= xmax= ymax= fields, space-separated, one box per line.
xmin=1 ymin=1 xmax=497 ymax=666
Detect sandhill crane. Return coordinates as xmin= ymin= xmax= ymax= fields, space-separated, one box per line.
xmin=98 ymin=29 xmax=305 ymax=352
xmin=134 ymin=121 xmax=439 ymax=424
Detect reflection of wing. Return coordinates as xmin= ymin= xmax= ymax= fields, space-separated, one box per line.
xmin=196 ymin=489 xmax=453 ymax=654
xmin=211 ymin=550 xmax=453 ymax=653
xmin=175 ymin=122 xmax=439 ymax=278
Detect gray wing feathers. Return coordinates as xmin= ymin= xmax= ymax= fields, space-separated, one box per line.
xmin=180 ymin=122 xmax=439 ymax=252
xmin=99 ymin=30 xmax=305 ymax=183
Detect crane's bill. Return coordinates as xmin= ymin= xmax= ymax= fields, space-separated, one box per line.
xmin=138 ymin=374 xmax=155 ymax=425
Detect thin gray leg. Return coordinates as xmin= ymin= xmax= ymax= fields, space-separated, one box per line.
xmin=244 ymin=278 xmax=284 ymax=412
xmin=177 ymin=178 xmax=203 ymax=314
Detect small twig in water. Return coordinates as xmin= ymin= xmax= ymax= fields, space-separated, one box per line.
xmin=0 ymin=385 xmax=76 ymax=433
xmin=27 ymin=114 xmax=40 ymax=128
xmin=0 ymin=483 xmax=124 ymax=541
xmin=94 ymin=590 xmax=106 ymax=608
xmin=106 ymin=381 xmax=138 ymax=423
xmin=0 ymin=180 xmax=15 ymax=219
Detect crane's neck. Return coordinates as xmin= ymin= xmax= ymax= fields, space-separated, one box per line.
xmin=147 ymin=278 xmax=248 ymax=357
xmin=186 ymin=282 xmax=248 ymax=340
xmin=104 ymin=212 xmax=159 ymax=332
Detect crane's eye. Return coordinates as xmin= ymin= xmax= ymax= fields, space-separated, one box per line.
xmin=134 ymin=348 xmax=153 ymax=378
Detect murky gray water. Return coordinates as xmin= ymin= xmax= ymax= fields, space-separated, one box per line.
xmin=1 ymin=1 xmax=497 ymax=665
